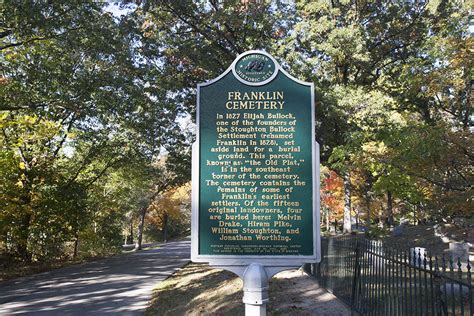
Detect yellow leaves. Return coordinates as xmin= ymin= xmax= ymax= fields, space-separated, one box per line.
xmin=24 ymin=115 xmax=38 ymax=125
xmin=0 ymin=112 xmax=9 ymax=128
xmin=14 ymin=172 xmax=28 ymax=188
xmin=448 ymin=37 xmax=474 ymax=67
xmin=170 ymin=182 xmax=191 ymax=201
xmin=147 ymin=182 xmax=191 ymax=227
xmin=19 ymin=161 xmax=25 ymax=170
xmin=0 ymin=76 xmax=8 ymax=86
xmin=362 ymin=141 xmax=387 ymax=156
xmin=141 ymin=19 xmax=156 ymax=38
xmin=426 ymin=0 xmax=442 ymax=13
xmin=3 ymin=50 xmax=20 ymax=61
xmin=4 ymin=114 xmax=63 ymax=146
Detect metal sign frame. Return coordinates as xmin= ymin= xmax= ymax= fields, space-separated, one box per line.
xmin=191 ymin=50 xmax=320 ymax=268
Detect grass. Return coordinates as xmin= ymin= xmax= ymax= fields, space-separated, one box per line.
xmin=145 ymin=263 xmax=244 ymax=315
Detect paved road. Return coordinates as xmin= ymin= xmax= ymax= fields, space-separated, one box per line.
xmin=0 ymin=239 xmax=191 ymax=315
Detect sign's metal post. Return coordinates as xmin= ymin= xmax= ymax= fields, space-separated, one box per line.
xmin=242 ymin=263 xmax=268 ymax=315
xmin=211 ymin=264 xmax=295 ymax=316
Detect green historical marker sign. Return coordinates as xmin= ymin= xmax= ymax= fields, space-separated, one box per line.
xmin=191 ymin=50 xmax=320 ymax=265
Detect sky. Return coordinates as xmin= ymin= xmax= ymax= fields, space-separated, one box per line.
xmin=104 ymin=2 xmax=136 ymax=18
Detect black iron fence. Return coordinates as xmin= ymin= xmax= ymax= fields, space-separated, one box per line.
xmin=306 ymin=236 xmax=473 ymax=315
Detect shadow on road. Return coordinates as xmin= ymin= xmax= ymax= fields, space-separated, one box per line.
xmin=0 ymin=239 xmax=191 ymax=315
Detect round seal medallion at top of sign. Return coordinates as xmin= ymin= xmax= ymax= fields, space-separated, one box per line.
xmin=232 ymin=51 xmax=278 ymax=86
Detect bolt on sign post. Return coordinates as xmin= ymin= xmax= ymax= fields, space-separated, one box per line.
xmin=191 ymin=50 xmax=320 ymax=315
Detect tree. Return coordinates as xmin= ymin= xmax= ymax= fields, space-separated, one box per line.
xmin=287 ymin=0 xmax=472 ymax=226
xmin=0 ymin=1 xmax=177 ymax=262
xmin=132 ymin=0 xmax=472 ymax=231
xmin=134 ymin=149 xmax=191 ymax=250
xmin=147 ymin=182 xmax=191 ymax=242
xmin=1 ymin=0 xmax=471 ymax=264
xmin=321 ymin=168 xmax=344 ymax=232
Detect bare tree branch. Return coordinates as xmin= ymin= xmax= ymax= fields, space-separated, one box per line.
xmin=0 ymin=27 xmax=83 ymax=51
xmin=0 ymin=103 xmax=49 ymax=111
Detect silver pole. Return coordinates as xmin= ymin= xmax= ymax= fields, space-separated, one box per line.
xmin=242 ymin=263 xmax=269 ymax=316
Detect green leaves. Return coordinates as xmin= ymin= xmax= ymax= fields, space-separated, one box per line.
xmin=288 ymin=0 xmax=472 ymax=222
xmin=0 ymin=0 xmax=471 ymax=262
xmin=0 ymin=1 xmax=176 ymax=262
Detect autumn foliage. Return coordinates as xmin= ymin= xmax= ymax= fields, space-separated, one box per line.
xmin=146 ymin=183 xmax=191 ymax=241
xmin=321 ymin=169 xmax=344 ymax=227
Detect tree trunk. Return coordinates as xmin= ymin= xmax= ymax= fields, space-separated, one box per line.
xmin=17 ymin=212 xmax=32 ymax=262
xmin=325 ymin=207 xmax=330 ymax=232
xmin=129 ymin=220 xmax=134 ymax=244
xmin=16 ymin=154 xmax=33 ymax=262
xmin=343 ymin=171 xmax=352 ymax=233
xmin=17 ymin=180 xmax=33 ymax=262
xmin=134 ymin=182 xmax=169 ymax=250
xmin=365 ymin=193 xmax=371 ymax=227
xmin=387 ymin=190 xmax=394 ymax=226
xmin=73 ymin=233 xmax=79 ymax=259
xmin=355 ymin=207 xmax=359 ymax=229
xmin=162 ymin=212 xmax=169 ymax=242
xmin=135 ymin=206 xmax=147 ymax=250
